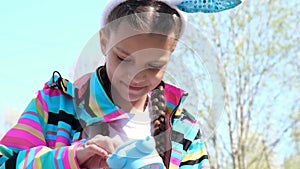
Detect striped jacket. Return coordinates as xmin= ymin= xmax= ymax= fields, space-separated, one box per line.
xmin=0 ymin=70 xmax=209 ymax=169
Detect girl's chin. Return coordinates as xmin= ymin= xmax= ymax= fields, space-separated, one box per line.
xmin=127 ymin=92 xmax=148 ymax=103
xmin=111 ymin=84 xmax=149 ymax=103
xmin=124 ymin=88 xmax=148 ymax=100
xmin=128 ymin=95 xmax=144 ymax=102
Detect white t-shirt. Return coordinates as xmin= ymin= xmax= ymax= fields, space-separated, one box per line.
xmin=105 ymin=100 xmax=165 ymax=169
xmin=108 ymin=106 xmax=152 ymax=143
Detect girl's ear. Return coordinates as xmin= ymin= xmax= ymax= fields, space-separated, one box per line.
xmin=99 ymin=29 xmax=108 ymax=55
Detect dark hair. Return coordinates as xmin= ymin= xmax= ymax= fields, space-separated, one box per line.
xmin=150 ymin=83 xmax=168 ymax=164
xmin=104 ymin=0 xmax=183 ymax=39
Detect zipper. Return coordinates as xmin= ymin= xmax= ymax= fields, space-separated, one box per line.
xmin=169 ymin=92 xmax=188 ymax=127
xmin=166 ymin=92 xmax=188 ymax=168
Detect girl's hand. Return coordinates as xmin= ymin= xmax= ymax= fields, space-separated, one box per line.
xmin=76 ymin=135 xmax=121 ymax=168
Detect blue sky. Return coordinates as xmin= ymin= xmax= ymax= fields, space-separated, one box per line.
xmin=0 ymin=0 xmax=107 ymax=133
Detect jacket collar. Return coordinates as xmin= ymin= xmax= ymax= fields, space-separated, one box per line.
xmin=73 ymin=70 xmax=188 ymax=126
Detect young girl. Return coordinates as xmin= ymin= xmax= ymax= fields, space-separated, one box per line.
xmin=0 ymin=0 xmax=241 ymax=168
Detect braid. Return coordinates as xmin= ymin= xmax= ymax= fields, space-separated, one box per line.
xmin=150 ymin=82 xmax=167 ymax=161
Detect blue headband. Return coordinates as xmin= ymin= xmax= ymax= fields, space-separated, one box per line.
xmin=177 ymin=0 xmax=242 ymax=13
xmin=100 ymin=0 xmax=242 ymax=28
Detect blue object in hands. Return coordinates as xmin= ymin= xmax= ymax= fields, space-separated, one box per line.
xmin=177 ymin=0 xmax=242 ymax=13
xmin=106 ymin=136 xmax=165 ymax=169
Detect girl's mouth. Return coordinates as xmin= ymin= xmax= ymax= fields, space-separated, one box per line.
xmin=129 ymin=85 xmax=145 ymax=91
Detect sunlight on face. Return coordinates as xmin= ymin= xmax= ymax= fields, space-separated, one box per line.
xmin=100 ymin=22 xmax=177 ymax=103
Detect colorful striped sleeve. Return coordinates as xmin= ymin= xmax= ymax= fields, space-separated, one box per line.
xmin=0 ymin=89 xmax=82 ymax=169
xmin=0 ymin=143 xmax=82 ymax=169
xmin=179 ymin=129 xmax=210 ymax=169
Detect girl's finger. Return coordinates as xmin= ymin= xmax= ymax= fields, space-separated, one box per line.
xmin=87 ymin=144 xmax=109 ymax=156
xmin=85 ymin=140 xmax=109 ymax=156
xmin=90 ymin=135 xmax=118 ymax=154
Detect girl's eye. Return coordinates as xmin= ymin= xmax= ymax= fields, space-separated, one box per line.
xmin=117 ymin=55 xmax=124 ymax=61
xmin=117 ymin=55 xmax=130 ymax=62
xmin=149 ymin=65 xmax=163 ymax=70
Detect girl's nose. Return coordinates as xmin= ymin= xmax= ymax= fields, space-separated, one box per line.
xmin=128 ymin=70 xmax=147 ymax=84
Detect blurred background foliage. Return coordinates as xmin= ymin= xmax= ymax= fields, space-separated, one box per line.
xmin=186 ymin=0 xmax=300 ymax=168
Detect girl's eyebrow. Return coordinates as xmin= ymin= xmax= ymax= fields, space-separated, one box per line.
xmin=115 ymin=46 xmax=130 ymax=55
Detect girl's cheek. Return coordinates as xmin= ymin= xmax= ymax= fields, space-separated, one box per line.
xmin=155 ymin=69 xmax=165 ymax=80
xmin=149 ymin=72 xmax=163 ymax=87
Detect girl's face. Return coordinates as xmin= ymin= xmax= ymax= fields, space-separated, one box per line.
xmin=100 ymin=24 xmax=177 ymax=103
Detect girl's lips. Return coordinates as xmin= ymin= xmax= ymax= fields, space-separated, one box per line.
xmin=129 ymin=85 xmax=145 ymax=91
xmin=121 ymin=81 xmax=147 ymax=92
